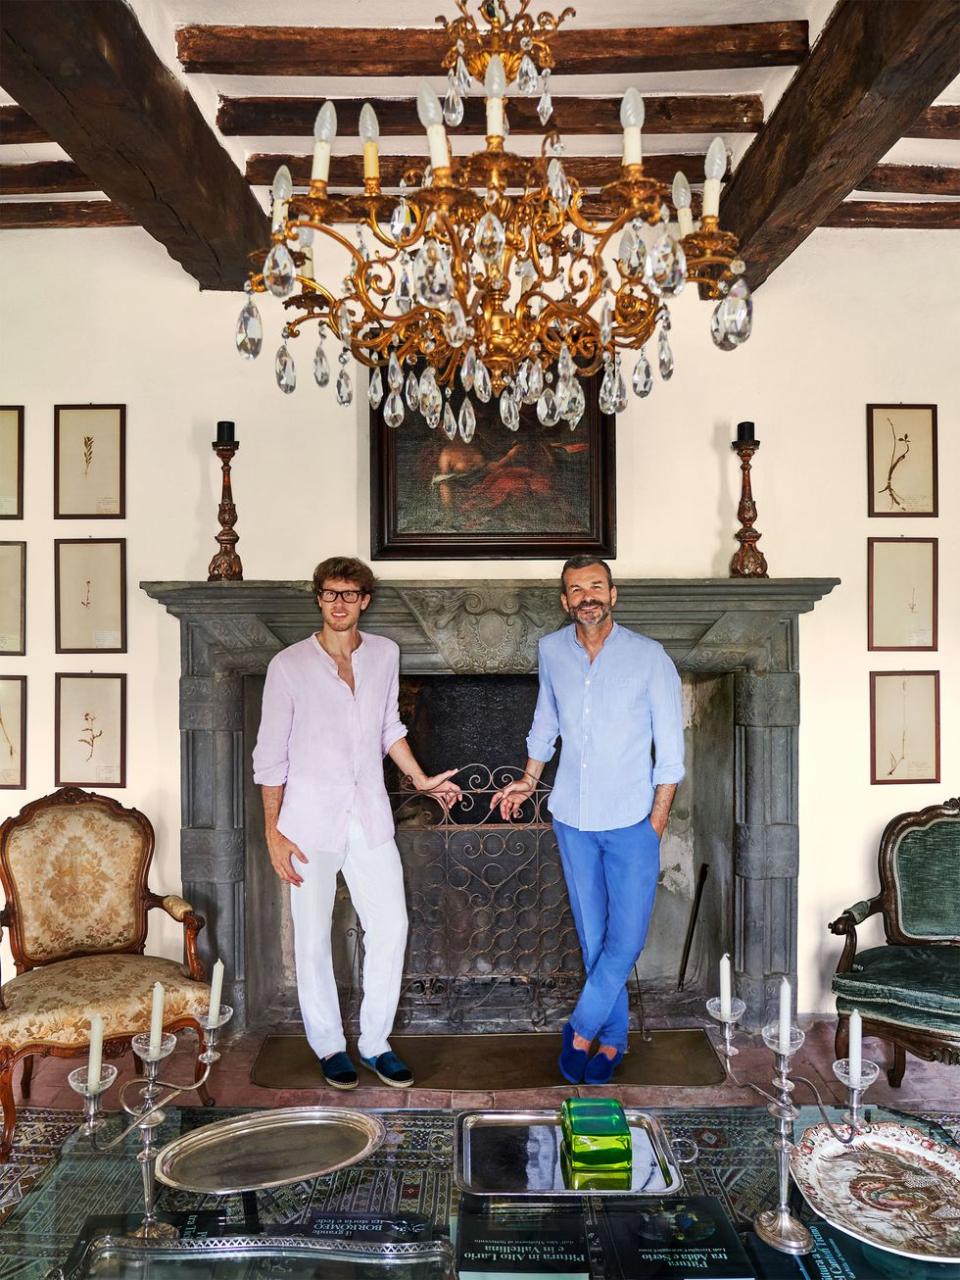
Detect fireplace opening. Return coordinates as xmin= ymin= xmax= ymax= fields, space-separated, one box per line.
xmin=243 ymin=669 xmax=734 ymax=1033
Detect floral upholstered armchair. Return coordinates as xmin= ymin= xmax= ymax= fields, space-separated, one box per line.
xmin=0 ymin=787 xmax=215 ymax=1160
xmin=829 ymin=797 xmax=960 ymax=1088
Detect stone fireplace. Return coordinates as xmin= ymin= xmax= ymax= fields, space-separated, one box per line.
xmin=143 ymin=578 xmax=837 ymax=1033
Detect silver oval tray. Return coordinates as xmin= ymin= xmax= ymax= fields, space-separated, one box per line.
xmin=154 ymin=1106 xmax=385 ymax=1194
xmin=455 ymin=1108 xmax=684 ymax=1196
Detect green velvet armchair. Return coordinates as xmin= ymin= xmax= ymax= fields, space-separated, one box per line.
xmin=829 ymin=797 xmax=960 ymax=1087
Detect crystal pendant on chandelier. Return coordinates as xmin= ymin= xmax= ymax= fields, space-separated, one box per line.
xmin=336 ymin=366 xmax=353 ymax=406
xmin=236 ymin=298 xmax=263 ymax=358
xmin=474 ymin=211 xmax=506 ymax=265
xmin=717 ymin=278 xmax=753 ymax=346
xmin=711 ymin=301 xmax=737 ymax=351
xmin=454 ymin=53 xmax=470 ymax=94
xmin=389 ymin=198 xmax=415 ymax=241
xmin=558 ymin=342 xmax=575 ymax=382
xmin=419 ymin=367 xmax=442 ymax=427
xmin=458 ymin=398 xmax=477 ymax=442
xmin=562 ymin=376 xmax=586 ymax=428
xmin=441 ymin=401 xmax=457 ymax=440
xmin=632 ymin=350 xmax=653 ymax=397
xmin=368 ymin=365 xmax=384 ymax=408
xmin=526 ymin=359 xmax=545 ymax=404
xmin=500 ymin=387 xmax=520 ymax=431
xmin=536 ymin=387 xmax=560 ymax=426
xmin=383 ymin=391 xmax=405 ymax=429
xmin=405 ymin=369 xmax=420 ymax=411
xmin=337 ymin=301 xmax=354 ymax=343
xmin=444 ymin=299 xmax=468 ymax=347
xmin=599 ymin=358 xmax=627 ymax=414
xmin=474 ymin=359 xmax=492 ymax=403
xmin=387 ymin=350 xmax=403 ymax=392
xmin=461 ymin=344 xmax=478 ymax=391
xmin=547 ymin=157 xmax=571 ymax=209
xmin=443 ymin=72 xmax=465 ymax=127
xmin=393 ymin=252 xmax=414 ymax=314
xmin=646 ymin=230 xmax=687 ymax=298
xmin=658 ymin=329 xmax=674 ymax=380
xmin=313 ymin=339 xmax=330 ymax=386
xmin=264 ymin=244 xmax=296 ymax=298
xmin=275 ymin=343 xmax=296 ymax=393
xmin=414 ymin=239 xmax=453 ymax=305
xmin=599 ymin=299 xmax=614 ymax=347
xmin=518 ymin=54 xmax=539 ymax=94
xmin=537 ymin=70 xmax=553 ymax=125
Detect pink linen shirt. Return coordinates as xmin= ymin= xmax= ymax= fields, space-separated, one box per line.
xmin=252 ymin=631 xmax=407 ymax=857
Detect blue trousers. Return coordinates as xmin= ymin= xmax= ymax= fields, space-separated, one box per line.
xmin=553 ymin=817 xmax=660 ymax=1052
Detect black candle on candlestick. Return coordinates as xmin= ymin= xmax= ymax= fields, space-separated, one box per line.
xmin=736 ymin=421 xmax=756 ymax=445
xmin=216 ymin=420 xmax=236 ymax=445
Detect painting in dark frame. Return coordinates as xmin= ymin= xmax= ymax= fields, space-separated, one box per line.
xmin=370 ymin=369 xmax=615 ymax=560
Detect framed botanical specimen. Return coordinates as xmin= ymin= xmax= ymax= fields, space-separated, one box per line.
xmin=0 ymin=542 xmax=26 ymax=655
xmin=55 ymin=538 xmax=127 ymax=653
xmin=54 ymin=405 xmax=126 ymax=518
xmin=55 ymin=673 xmax=126 ymax=787
xmin=370 ymin=370 xmax=615 ymax=559
xmin=868 ymin=538 xmax=937 ymax=651
xmin=866 ymin=404 xmax=938 ymax=517
xmin=870 ymin=671 xmax=940 ymax=785
xmin=0 ymin=406 xmax=24 ymax=519
xmin=0 ymin=675 xmax=26 ymax=788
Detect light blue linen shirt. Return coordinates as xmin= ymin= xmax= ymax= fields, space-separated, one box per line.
xmin=526 ymin=621 xmax=685 ymax=832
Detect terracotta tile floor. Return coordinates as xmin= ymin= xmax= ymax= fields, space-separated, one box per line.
xmin=12 ymin=1019 xmax=958 ymax=1117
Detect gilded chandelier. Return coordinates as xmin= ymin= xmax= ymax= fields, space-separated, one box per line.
xmin=236 ymin=0 xmax=753 ymax=437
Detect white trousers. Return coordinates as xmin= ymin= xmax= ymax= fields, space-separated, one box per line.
xmin=289 ymin=814 xmax=408 ymax=1062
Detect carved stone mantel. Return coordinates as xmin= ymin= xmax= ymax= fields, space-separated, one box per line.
xmin=142 ymin=577 xmax=839 ymax=1030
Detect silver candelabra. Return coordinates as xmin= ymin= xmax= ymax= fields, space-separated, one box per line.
xmin=707 ymin=996 xmax=879 ymax=1256
xmin=68 ymin=1008 xmax=233 ymax=1240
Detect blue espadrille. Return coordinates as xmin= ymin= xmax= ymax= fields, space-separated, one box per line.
xmin=321 ymin=1051 xmax=359 ymax=1090
xmin=361 ymin=1050 xmax=414 ymax=1088
xmin=583 ymin=1048 xmax=624 ymax=1085
xmin=558 ymin=1021 xmax=590 ymax=1084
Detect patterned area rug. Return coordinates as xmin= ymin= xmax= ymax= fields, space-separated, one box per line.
xmin=1 ymin=1105 xmax=958 ymax=1279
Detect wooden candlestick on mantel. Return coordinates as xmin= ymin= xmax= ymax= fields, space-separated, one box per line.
xmin=729 ymin=423 xmax=768 ymax=579
xmin=207 ymin=423 xmax=243 ymax=582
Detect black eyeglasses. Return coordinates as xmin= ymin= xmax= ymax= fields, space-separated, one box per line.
xmin=319 ymin=588 xmax=367 ymax=603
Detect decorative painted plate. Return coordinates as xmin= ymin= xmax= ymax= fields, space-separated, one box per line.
xmin=791 ymin=1121 xmax=960 ymax=1262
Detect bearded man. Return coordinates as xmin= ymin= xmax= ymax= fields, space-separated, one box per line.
xmin=493 ymin=556 xmax=684 ymax=1084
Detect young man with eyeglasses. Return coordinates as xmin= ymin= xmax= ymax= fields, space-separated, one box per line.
xmin=493 ymin=556 xmax=684 ymax=1085
xmin=253 ymin=556 xmax=461 ymax=1090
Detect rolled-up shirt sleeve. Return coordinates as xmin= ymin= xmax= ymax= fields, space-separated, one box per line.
xmin=252 ymin=657 xmax=294 ymax=786
xmin=650 ymin=645 xmax=685 ymax=786
xmin=526 ymin=643 xmax=561 ymax=763
xmin=380 ymin=649 xmax=407 ymax=756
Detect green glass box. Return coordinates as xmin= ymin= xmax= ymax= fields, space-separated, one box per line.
xmin=560 ymin=1098 xmax=632 ymax=1170
xmin=560 ymin=1147 xmax=632 ymax=1191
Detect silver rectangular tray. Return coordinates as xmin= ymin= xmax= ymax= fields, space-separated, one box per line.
xmin=455 ymin=1109 xmax=683 ymax=1197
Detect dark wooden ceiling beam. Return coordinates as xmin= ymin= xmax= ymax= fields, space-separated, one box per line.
xmin=246 ymin=151 xmax=705 ymax=190
xmin=859 ymin=163 xmax=960 ymax=196
xmin=0 ymin=103 xmax=47 ymax=143
xmin=178 ymin=21 xmax=807 ymax=76
xmin=0 ymin=0 xmax=268 ymax=290
xmin=218 ymin=93 xmax=762 ymax=138
xmin=719 ymin=0 xmax=960 ymax=288
xmin=822 ymin=200 xmax=960 ymax=228
xmin=0 ymin=200 xmax=136 ymax=229
xmin=0 ymin=160 xmax=93 ymax=195
xmin=904 ymin=103 xmax=960 ymax=139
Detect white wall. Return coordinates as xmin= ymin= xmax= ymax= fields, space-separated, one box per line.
xmin=1 ymin=224 xmax=957 ymax=1012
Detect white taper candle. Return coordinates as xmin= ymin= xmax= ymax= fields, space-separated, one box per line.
xmin=88 ymin=1013 xmax=104 ymax=1089
xmin=719 ymin=953 xmax=732 ymax=1021
xmin=207 ymin=958 xmax=224 ymax=1028
xmin=778 ymin=977 xmax=791 ymax=1055
xmin=148 ymin=981 xmax=165 ymax=1059
xmin=849 ymin=1009 xmax=862 ymax=1088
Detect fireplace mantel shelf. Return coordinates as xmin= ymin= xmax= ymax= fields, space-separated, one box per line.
xmin=142 ymin=575 xmax=838 ymax=1031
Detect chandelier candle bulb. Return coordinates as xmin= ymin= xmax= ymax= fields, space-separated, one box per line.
xmin=485 ymin=54 xmax=507 ymax=138
xmin=270 ymin=165 xmax=293 ymax=232
xmin=849 ymin=1009 xmax=862 ymax=1088
xmin=148 ymin=982 xmax=165 ymax=1060
xmin=702 ymin=137 xmax=727 ymax=218
xmin=88 ymin=1014 xmax=104 ymax=1090
xmin=417 ymin=83 xmax=450 ymax=169
xmin=672 ymin=171 xmax=694 ymax=237
xmin=207 ymin=958 xmax=225 ymax=1029
xmin=359 ymin=103 xmax=380 ymax=181
xmin=620 ymin=88 xmax=645 ymax=167
xmin=778 ymin=977 xmax=791 ymax=1056
xmin=720 ymin=953 xmax=732 ymax=1021
xmin=311 ymin=101 xmax=338 ymax=183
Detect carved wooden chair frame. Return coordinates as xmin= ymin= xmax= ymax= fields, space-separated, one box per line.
xmin=0 ymin=787 xmax=211 ymax=1160
xmin=829 ymin=796 xmax=960 ymax=1087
